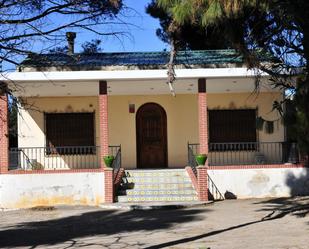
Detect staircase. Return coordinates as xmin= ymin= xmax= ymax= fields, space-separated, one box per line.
xmin=116 ymin=169 xmax=198 ymax=202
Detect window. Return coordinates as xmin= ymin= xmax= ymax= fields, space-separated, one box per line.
xmin=208 ymin=109 xmax=257 ymax=151
xmin=45 ymin=113 xmax=95 ymax=154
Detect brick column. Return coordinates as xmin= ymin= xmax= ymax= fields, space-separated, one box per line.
xmin=197 ymin=166 xmax=208 ymax=201
xmin=197 ymin=78 xmax=208 ymax=201
xmin=0 ymin=93 xmax=9 ymax=174
xmin=198 ymin=78 xmax=208 ymax=156
xmin=99 ymin=81 xmax=114 ymax=203
xmin=99 ymin=80 xmax=109 ymax=168
xmin=104 ymin=168 xmax=114 ymax=203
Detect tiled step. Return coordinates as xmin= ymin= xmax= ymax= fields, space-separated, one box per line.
xmin=124 ymin=176 xmax=192 ymax=184
xmin=125 ymin=169 xmax=187 ymax=177
xmin=117 ymin=195 xmax=198 ymax=203
xmin=119 ymin=189 xmax=197 ymax=196
xmin=116 ymin=168 xmax=198 ymax=203
xmin=121 ymin=182 xmax=194 ymax=190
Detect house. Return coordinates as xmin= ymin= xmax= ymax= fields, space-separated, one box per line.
xmin=0 ymin=34 xmax=308 ymax=209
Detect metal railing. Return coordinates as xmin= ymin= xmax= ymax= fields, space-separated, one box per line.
xmin=187 ymin=143 xmax=199 ymax=176
xmin=208 ymin=175 xmax=224 ymax=201
xmin=109 ymin=145 xmax=122 ymax=178
xmin=188 ymin=142 xmax=300 ymax=166
xmin=187 ymin=143 xmax=224 ymax=201
xmin=9 ymin=145 xmax=122 ymax=170
xmin=209 ymin=142 xmax=299 ymax=166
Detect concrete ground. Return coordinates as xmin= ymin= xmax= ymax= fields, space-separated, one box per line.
xmin=0 ymin=198 xmax=308 ymax=249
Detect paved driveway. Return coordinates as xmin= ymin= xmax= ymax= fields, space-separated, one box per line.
xmin=0 ymin=198 xmax=308 ymax=249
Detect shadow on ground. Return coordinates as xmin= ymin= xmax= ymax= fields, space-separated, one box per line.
xmin=255 ymin=197 xmax=309 ymax=220
xmin=0 ymin=208 xmax=208 ymax=248
xmin=145 ymin=197 xmax=309 ymax=249
xmin=253 ymin=167 xmax=309 ymax=221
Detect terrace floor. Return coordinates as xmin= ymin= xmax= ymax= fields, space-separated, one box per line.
xmin=0 ymin=197 xmax=308 ymax=248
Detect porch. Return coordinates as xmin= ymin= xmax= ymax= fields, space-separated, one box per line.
xmin=1 ymin=72 xmax=291 ymax=171
xmin=8 ymin=141 xmax=300 ymax=171
xmin=0 ymin=78 xmax=307 ymax=208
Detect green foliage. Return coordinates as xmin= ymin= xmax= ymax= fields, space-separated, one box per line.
xmin=154 ymin=0 xmax=309 ymax=158
xmin=0 ymin=0 xmax=123 ymax=68
xmin=157 ymin=0 xmax=267 ymax=26
xmin=256 ymin=116 xmax=277 ymax=134
xmin=265 ymin=121 xmax=274 ymax=134
xmin=256 ymin=117 xmax=264 ymax=131
xmin=285 ymin=99 xmax=309 ymax=155
xmin=48 ymin=46 xmax=68 ymax=54
xmin=81 ymin=39 xmax=102 ymax=54
xmin=48 ymin=40 xmax=102 ymax=54
xmin=171 ymin=1 xmax=195 ymax=25
xmin=201 ymin=1 xmax=222 ymax=26
xmin=146 ymin=0 xmax=232 ymax=49
xmin=285 ymin=79 xmax=309 ymax=155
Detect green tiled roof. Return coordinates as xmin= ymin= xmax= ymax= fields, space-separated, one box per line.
xmin=20 ymin=49 xmax=244 ymax=69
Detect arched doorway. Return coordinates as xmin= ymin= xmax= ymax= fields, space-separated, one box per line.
xmin=136 ymin=103 xmax=167 ymax=168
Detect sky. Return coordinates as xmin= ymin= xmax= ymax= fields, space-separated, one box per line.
xmin=74 ymin=0 xmax=168 ymax=53
xmin=2 ymin=0 xmax=167 ymax=71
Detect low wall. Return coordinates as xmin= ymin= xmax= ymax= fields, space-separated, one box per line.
xmin=0 ymin=171 xmax=104 ymax=210
xmin=208 ymin=165 xmax=309 ymax=199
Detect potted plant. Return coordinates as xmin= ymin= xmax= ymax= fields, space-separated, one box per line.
xmin=195 ymin=154 xmax=207 ymax=166
xmin=103 ymin=155 xmax=115 ymax=168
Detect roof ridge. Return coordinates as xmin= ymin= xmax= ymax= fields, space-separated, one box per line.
xmin=37 ymin=49 xmax=238 ymax=56
xmin=20 ymin=49 xmax=245 ymax=69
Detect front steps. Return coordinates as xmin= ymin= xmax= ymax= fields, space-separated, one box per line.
xmin=116 ymin=169 xmax=198 ymax=202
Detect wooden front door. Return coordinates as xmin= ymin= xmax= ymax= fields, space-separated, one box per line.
xmin=136 ymin=103 xmax=167 ymax=168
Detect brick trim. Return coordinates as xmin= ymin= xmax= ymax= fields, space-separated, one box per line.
xmin=6 ymin=169 xmax=104 ymax=174
xmin=104 ymin=168 xmax=114 ymax=203
xmin=0 ymin=94 xmax=8 ymax=174
xmin=185 ymin=166 xmax=198 ymax=191
xmin=197 ymin=166 xmax=208 ymax=201
xmin=198 ymin=92 xmax=208 ymax=157
xmin=209 ymin=164 xmax=307 ymax=170
xmin=6 ymin=164 xmax=303 ymax=174
xmin=99 ymin=81 xmax=109 ymax=168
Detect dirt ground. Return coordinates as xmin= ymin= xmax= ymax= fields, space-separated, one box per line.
xmin=0 ymin=197 xmax=309 ymax=249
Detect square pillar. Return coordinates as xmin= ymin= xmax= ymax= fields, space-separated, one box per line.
xmin=197 ymin=79 xmax=209 ymax=201
xmin=99 ymin=81 xmax=114 ymax=203
xmin=0 ymin=93 xmax=9 ymax=174
xmin=99 ymin=81 xmax=109 ymax=168
xmin=104 ymin=168 xmax=114 ymax=203
xmin=198 ymin=78 xmax=208 ymax=156
xmin=197 ymin=166 xmax=208 ymax=201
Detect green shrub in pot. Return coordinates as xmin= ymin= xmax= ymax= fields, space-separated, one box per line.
xmin=195 ymin=154 xmax=207 ymax=166
xmin=103 ymin=155 xmax=115 ymax=168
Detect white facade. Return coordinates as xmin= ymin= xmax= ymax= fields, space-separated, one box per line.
xmin=0 ymin=172 xmax=104 ymax=210
xmin=209 ymin=167 xmax=309 ymax=198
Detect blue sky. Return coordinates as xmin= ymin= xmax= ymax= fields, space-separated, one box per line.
xmin=74 ymin=0 xmax=167 ymax=52
xmin=2 ymin=0 xmax=167 ymax=71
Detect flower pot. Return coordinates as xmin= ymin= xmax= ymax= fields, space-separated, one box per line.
xmin=195 ymin=154 xmax=207 ymax=166
xmin=103 ymin=155 xmax=115 ymax=168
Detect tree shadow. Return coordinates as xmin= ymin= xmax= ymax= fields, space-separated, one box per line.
xmin=285 ymin=168 xmax=309 ymax=197
xmin=0 ymin=208 xmax=209 ymax=248
xmin=146 ymin=169 xmax=309 ymax=249
xmin=254 ymin=197 xmax=309 ymax=220
xmin=145 ymin=219 xmax=263 ymax=249
xmin=251 ymin=167 xmax=309 ymax=224
xmin=144 ymin=199 xmax=305 ymax=249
